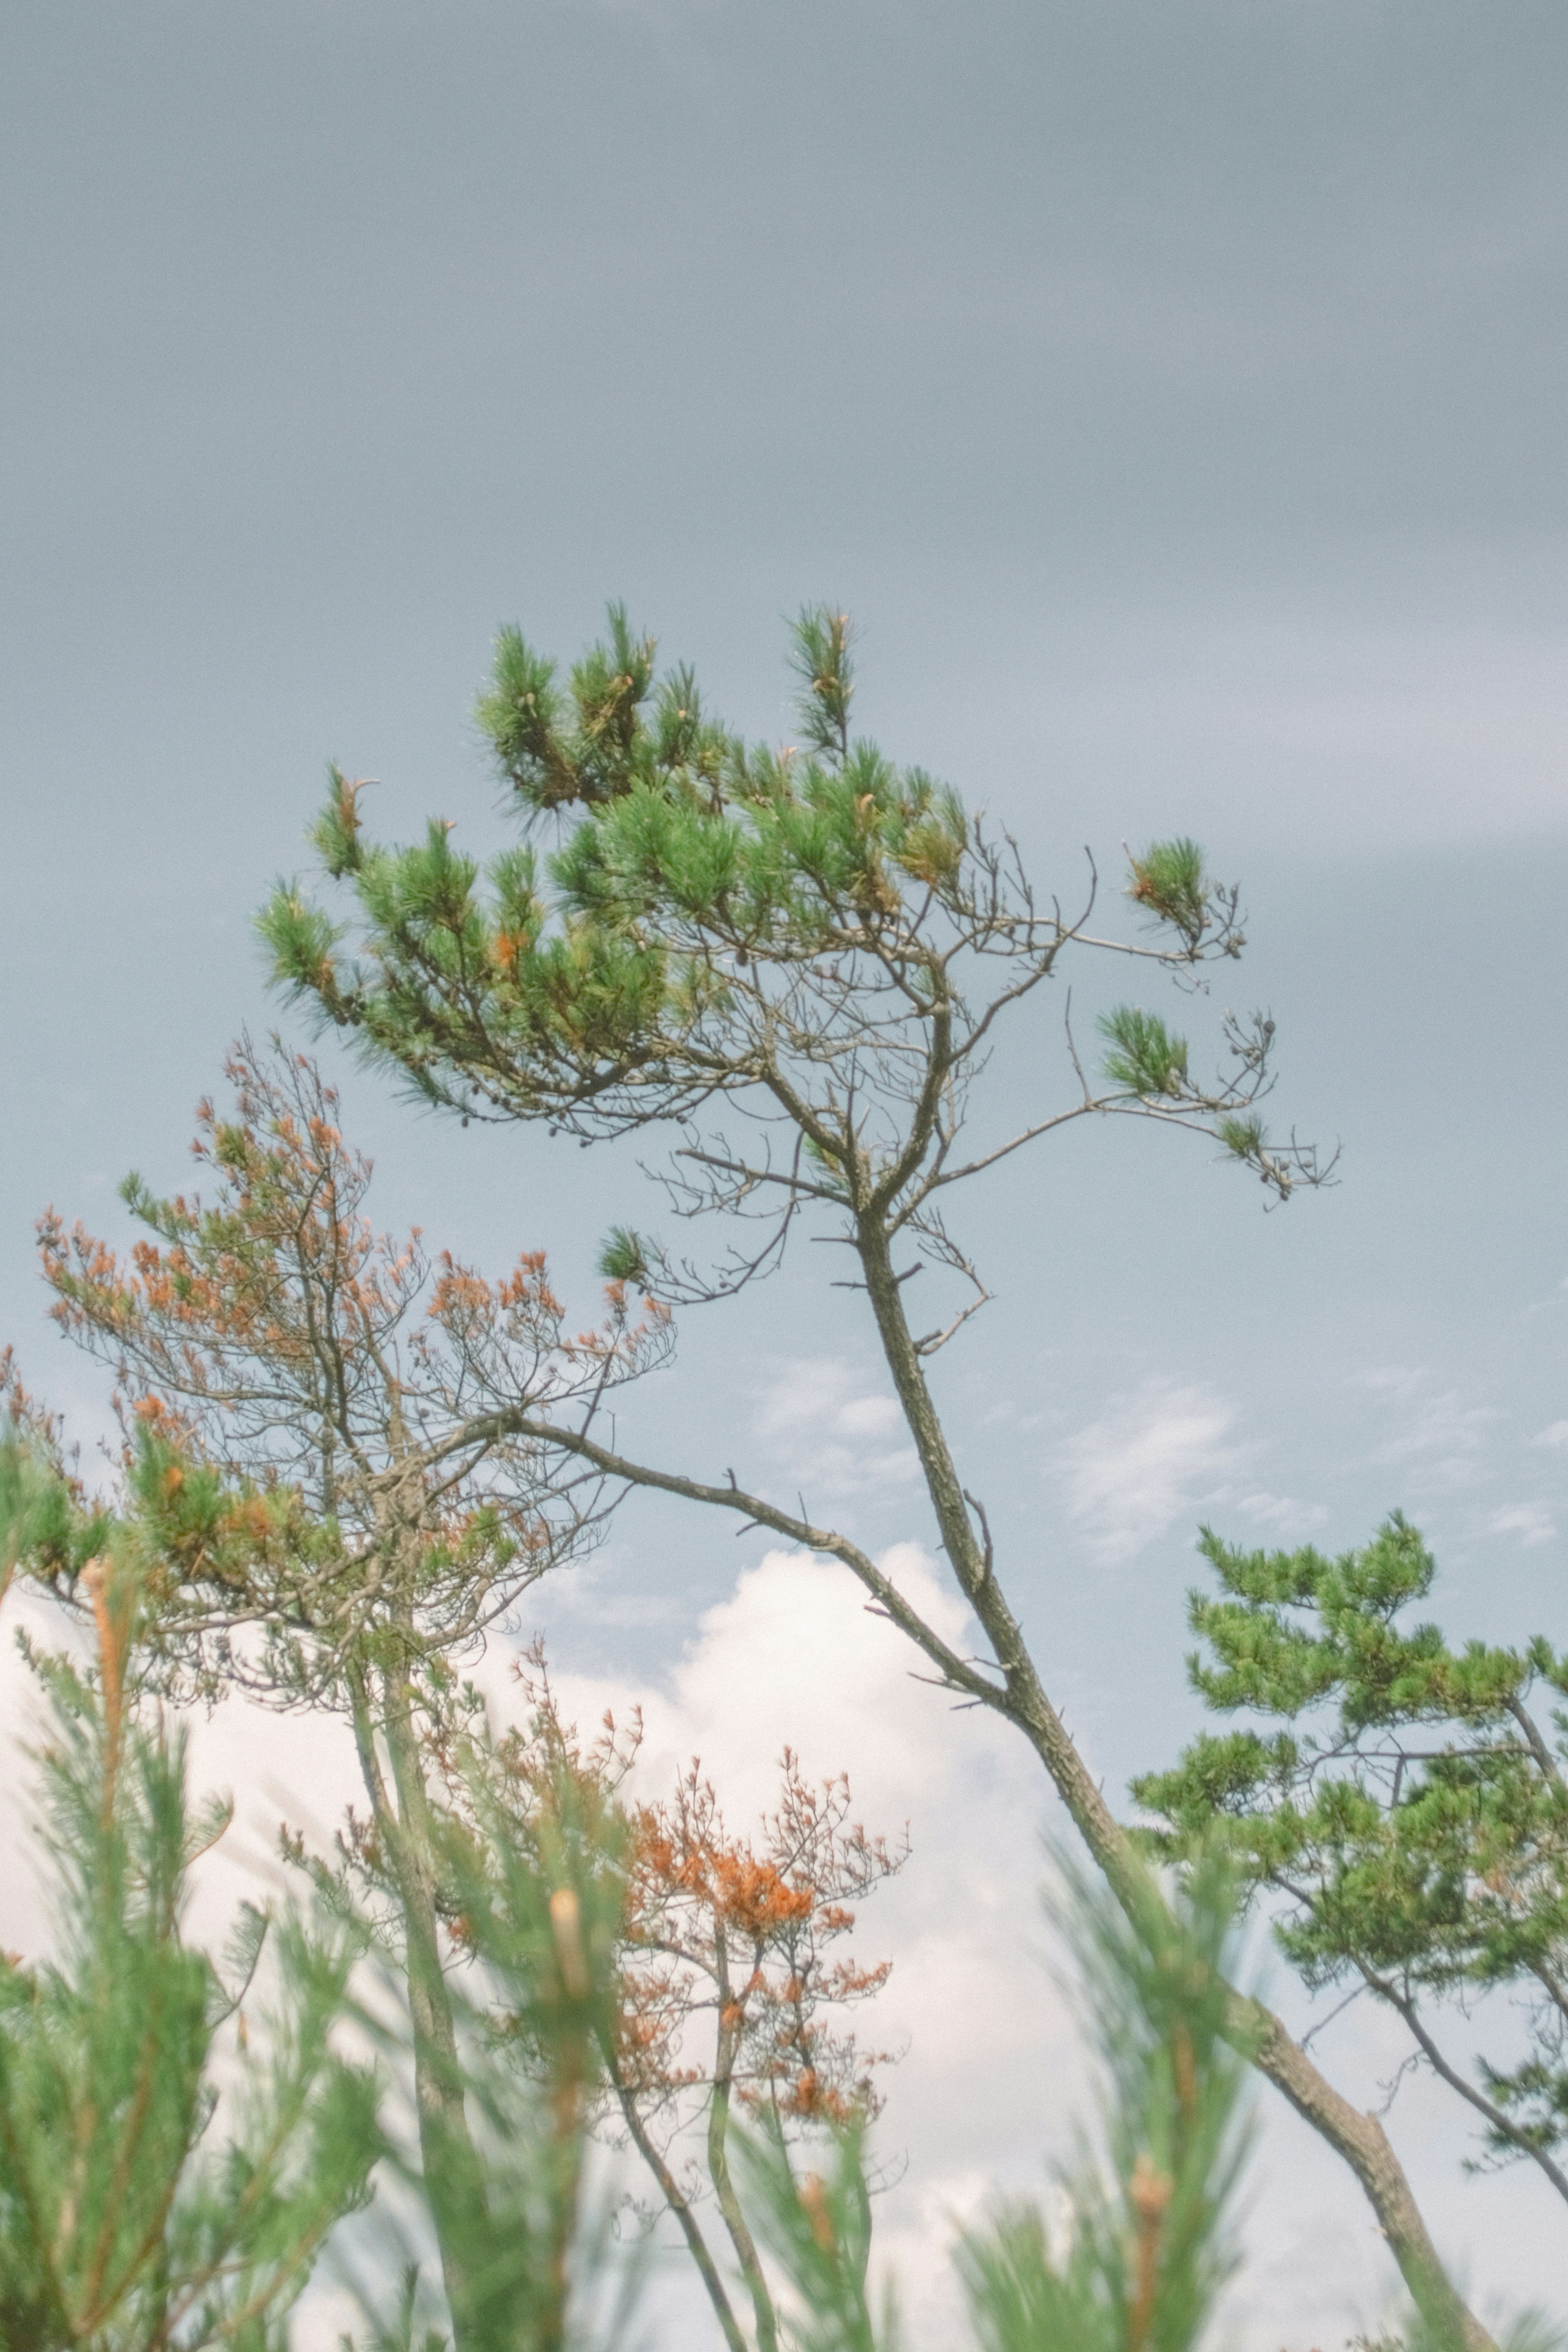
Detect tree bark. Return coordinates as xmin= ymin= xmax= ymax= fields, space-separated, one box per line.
xmin=349 ymin=1672 xmax=486 ymax=2350
xmin=851 ymin=1214 xmax=1496 ymax=2351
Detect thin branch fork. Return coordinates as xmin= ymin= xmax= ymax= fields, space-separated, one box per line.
xmin=481 ymin=1410 xmax=1011 ymax=1717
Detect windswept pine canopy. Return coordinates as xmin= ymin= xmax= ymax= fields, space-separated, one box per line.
xmin=259 ymin=607 xmax=1319 ymax=1225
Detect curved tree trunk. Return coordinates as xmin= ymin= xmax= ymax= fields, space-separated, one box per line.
xmin=849 ymin=1216 xmax=1495 ymax=2352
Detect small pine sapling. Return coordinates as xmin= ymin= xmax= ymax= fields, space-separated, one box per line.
xmin=341 ymin=1700 xmax=635 ymax=2352
xmin=437 ymin=1660 xmax=904 ymax=2352
xmin=0 ymin=1440 xmax=377 ymax=2350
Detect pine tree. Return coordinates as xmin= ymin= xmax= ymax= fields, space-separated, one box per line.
xmin=0 ymin=1434 xmax=377 ymax=2351
xmin=255 ymin=604 xmax=1490 ymax=2344
xmin=1133 ymin=1514 xmax=1568 ymax=2206
xmin=452 ymin=1664 xmax=904 ymax=2352
xmin=335 ymin=1697 xmax=634 ymax=2352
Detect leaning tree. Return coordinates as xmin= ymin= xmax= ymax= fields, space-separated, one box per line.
xmin=260 ymin=604 xmax=1488 ymax=2343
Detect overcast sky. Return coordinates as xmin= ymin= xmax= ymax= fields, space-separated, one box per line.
xmin=3 ymin=4 xmax=1567 ymax=2342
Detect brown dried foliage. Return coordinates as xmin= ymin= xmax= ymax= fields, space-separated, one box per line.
xmin=35 ymin=1037 xmax=671 ymax=1701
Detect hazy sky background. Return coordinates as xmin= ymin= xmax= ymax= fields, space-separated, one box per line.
xmin=3 ymin=3 xmax=1567 ymax=2341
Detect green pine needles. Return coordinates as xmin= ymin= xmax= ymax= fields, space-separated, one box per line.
xmin=0 ymin=1462 xmax=377 ymax=2352
xmin=954 ymin=1854 xmax=1256 ymax=2352
xmin=732 ymin=1853 xmax=1256 ymax=2352
xmin=1097 ymin=1009 xmax=1189 ymax=1101
xmin=1134 ymin=1515 xmax=1568 ymax=2207
xmin=260 ymin=604 xmax=1318 ymax=1207
xmin=337 ymin=1713 xmax=636 ymax=2352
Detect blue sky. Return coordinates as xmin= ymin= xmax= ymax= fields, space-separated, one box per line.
xmin=2 ymin=4 xmax=1566 ymax=2339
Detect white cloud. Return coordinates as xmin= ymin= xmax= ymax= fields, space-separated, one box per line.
xmin=1482 ymin=1502 xmax=1557 ymax=1549
xmin=753 ymin=1357 xmax=898 ymax=1442
xmin=751 ymin=1357 xmax=918 ymax=1497
xmin=1355 ymin=1368 xmax=1501 ymax=1483
xmin=1532 ymin=1419 xmax=1568 ymax=1450
xmin=1232 ymin=1490 xmax=1331 ymax=1538
xmin=1058 ymin=1379 xmax=1241 ymax=1562
xmin=0 ymin=1584 xmax=365 ymax=1966
xmin=4 ymin=1543 xmax=1555 ymax=2345
xmin=543 ymin=1548 xmax=1083 ymax=2337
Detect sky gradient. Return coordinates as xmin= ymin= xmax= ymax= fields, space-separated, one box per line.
xmin=3 ymin=4 xmax=1566 ymax=2341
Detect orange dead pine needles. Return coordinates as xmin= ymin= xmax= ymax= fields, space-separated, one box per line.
xmin=491 ymin=1658 xmax=905 ymax=2352
xmin=616 ymin=1749 xmax=904 ymax=2352
xmin=36 ymin=1035 xmax=672 ymax=1701
xmin=621 ymin=1750 xmax=906 ymax=2133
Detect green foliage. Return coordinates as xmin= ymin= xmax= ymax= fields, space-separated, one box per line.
xmin=788 ymin=607 xmax=855 ymax=767
xmin=1126 ymin=841 xmax=1235 ymax=958
xmin=0 ymin=1552 xmax=376 ymax=2350
xmin=474 ymin=605 xmax=713 ymax=817
xmin=734 ymin=2121 xmax=884 ymax=2352
xmin=267 ymin=612 xmax=944 ymax=1118
xmin=1098 ymin=1007 xmax=1189 ymax=1100
xmin=0 ymin=1423 xmax=105 ymax=1603
xmin=338 ymin=1713 xmax=637 ymax=2352
xmin=1134 ymin=1517 xmax=1568 ymax=2192
xmin=733 ymin=1854 xmax=1254 ymax=2352
xmin=442 ymin=1706 xmax=630 ymax=2098
xmin=310 ymin=767 xmax=372 ymax=880
xmin=259 ymin=605 xmax=1301 ymax=1210
xmin=1213 ymin=1113 xmax=1266 ymax=1169
xmin=955 ymin=1852 xmax=1254 ymax=2352
xmin=595 ymin=1227 xmax=651 ymax=1286
xmin=471 ymin=600 xmax=857 ymax=822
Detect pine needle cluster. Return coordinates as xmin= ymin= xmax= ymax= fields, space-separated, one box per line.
xmin=260 ymin=605 xmax=1310 ymax=1204
xmin=734 ymin=1854 xmax=1256 ymax=2352
xmin=0 ymin=1443 xmax=378 ymax=2352
xmin=1134 ymin=1516 xmax=1568 ymax=2204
